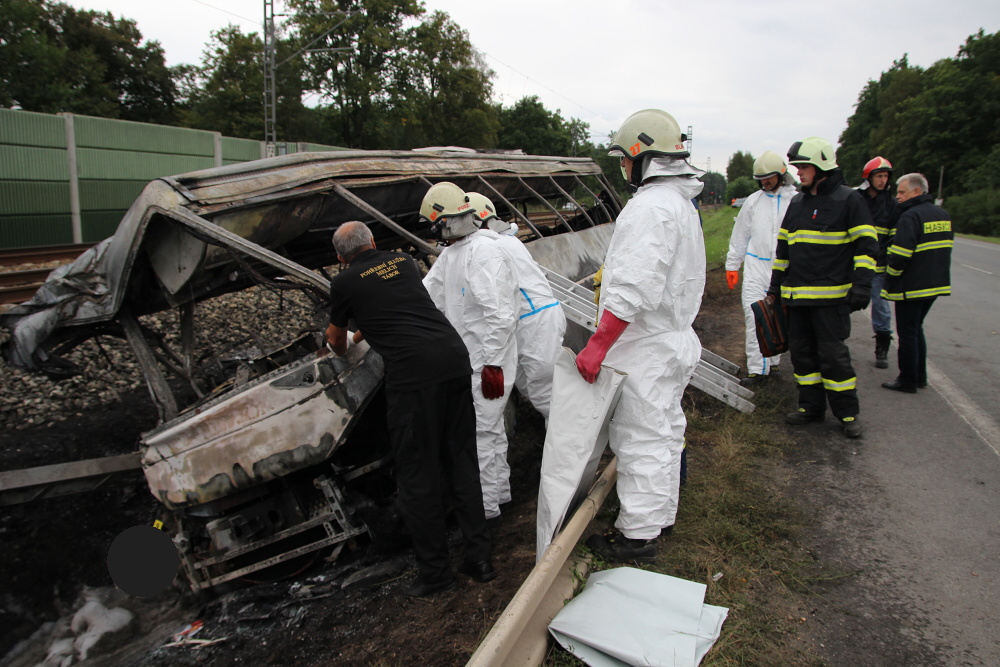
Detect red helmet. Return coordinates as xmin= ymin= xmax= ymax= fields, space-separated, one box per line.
xmin=862 ymin=156 xmax=893 ymax=180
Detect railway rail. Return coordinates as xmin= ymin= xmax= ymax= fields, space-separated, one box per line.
xmin=0 ymin=243 xmax=93 ymax=267
xmin=0 ymin=244 xmax=93 ymax=306
xmin=0 ymin=268 xmax=54 ymax=305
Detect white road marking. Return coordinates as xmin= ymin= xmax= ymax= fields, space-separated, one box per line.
xmin=927 ymin=360 xmax=1000 ymax=458
xmin=960 ymin=263 xmax=994 ymax=275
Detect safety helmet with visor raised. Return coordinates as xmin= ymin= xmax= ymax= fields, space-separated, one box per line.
xmin=752 ymin=151 xmax=791 ymax=190
xmin=786 ymin=137 xmax=838 ymax=172
xmin=608 ymin=109 xmax=689 ymax=189
xmin=862 ymin=156 xmax=893 ymax=180
xmin=419 ymin=181 xmax=479 ymax=240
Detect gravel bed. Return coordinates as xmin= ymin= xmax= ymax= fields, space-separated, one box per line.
xmin=1 ymin=282 xmax=328 ymax=433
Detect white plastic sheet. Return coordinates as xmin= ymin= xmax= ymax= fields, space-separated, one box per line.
xmin=548 ymin=567 xmax=729 ymax=667
xmin=536 ymin=348 xmax=626 ymax=560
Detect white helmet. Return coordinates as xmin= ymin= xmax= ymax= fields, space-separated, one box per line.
xmin=419 ymin=182 xmax=479 ymax=240
xmin=467 ymin=191 xmax=511 ymax=234
xmin=753 ymin=151 xmax=793 ymax=187
xmin=608 ymin=109 xmax=689 ymax=161
xmin=787 ymin=137 xmax=838 ymax=172
xmin=608 ymin=109 xmax=689 ymax=187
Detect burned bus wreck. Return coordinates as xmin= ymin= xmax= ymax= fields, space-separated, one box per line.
xmin=0 ymin=150 xmax=622 ymax=591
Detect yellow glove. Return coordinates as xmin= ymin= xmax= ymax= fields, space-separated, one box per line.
xmin=593 ymin=264 xmax=604 ymax=305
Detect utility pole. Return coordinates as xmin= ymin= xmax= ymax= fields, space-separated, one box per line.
xmin=263 ymin=1 xmax=353 ymax=158
xmin=264 ymin=0 xmax=277 ymax=156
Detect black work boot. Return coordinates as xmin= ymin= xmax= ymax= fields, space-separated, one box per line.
xmin=841 ymin=416 xmax=863 ymax=438
xmin=739 ymin=373 xmax=768 ymax=388
xmin=874 ymin=332 xmax=892 ymax=369
xmin=585 ymin=530 xmax=658 ymax=563
xmin=785 ymin=408 xmax=825 ymax=425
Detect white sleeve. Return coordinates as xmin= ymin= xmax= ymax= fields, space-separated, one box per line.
xmin=601 ymin=201 xmax=673 ymax=321
xmin=466 ymin=242 xmax=518 ymax=366
xmin=726 ymin=197 xmax=753 ymax=271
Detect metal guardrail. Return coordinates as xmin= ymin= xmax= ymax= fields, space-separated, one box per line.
xmin=467 ymin=459 xmax=618 ymax=666
xmin=543 ymin=267 xmax=755 ymax=413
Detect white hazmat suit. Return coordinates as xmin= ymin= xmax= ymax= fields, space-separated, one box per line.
xmin=423 ymin=230 xmax=519 ymax=519
xmin=599 ymin=157 xmax=706 ymax=540
xmin=725 ymin=183 xmax=796 ymax=376
xmin=483 ymin=224 xmax=567 ymax=419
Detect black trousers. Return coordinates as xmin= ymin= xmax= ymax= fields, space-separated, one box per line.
xmin=787 ymin=304 xmax=860 ymax=419
xmin=894 ymin=298 xmax=936 ymax=390
xmin=385 ymin=375 xmax=491 ymax=584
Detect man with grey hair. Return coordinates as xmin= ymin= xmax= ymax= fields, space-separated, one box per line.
xmin=325 ymin=221 xmax=494 ymax=597
xmin=879 ymin=174 xmax=953 ymax=393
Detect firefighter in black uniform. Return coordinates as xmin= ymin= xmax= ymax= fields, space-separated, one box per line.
xmin=858 ymin=156 xmax=900 ymax=369
xmin=880 ymin=174 xmax=953 ymax=393
xmin=768 ymin=137 xmax=879 ymax=438
xmin=326 ymin=221 xmax=494 ymax=597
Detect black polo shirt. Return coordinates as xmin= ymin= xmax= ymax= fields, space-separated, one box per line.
xmin=329 ymin=249 xmax=472 ymax=391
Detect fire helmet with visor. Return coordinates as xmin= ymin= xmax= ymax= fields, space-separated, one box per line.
xmin=419 ymin=182 xmax=479 ymax=240
xmin=608 ymin=109 xmax=689 ymax=188
xmin=786 ymin=137 xmax=838 ymax=172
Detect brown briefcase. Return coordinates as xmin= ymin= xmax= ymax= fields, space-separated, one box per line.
xmin=750 ymin=294 xmax=788 ymax=357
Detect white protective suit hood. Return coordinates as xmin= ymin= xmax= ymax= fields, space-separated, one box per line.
xmin=438 ymin=211 xmax=482 ymax=241
xmin=641 ymin=156 xmax=706 ymax=181
xmin=486 ymin=219 xmax=518 ymax=236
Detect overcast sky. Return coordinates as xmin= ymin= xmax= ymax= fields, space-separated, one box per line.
xmin=68 ymin=0 xmax=999 ymax=175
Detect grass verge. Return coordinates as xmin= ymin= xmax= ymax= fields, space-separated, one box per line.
xmin=956 ymin=232 xmax=1000 ymax=245
xmin=545 ymin=259 xmax=831 ymax=666
xmin=702 ymin=205 xmax=738 ymax=269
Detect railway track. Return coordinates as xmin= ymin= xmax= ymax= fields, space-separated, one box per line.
xmin=0 ymin=268 xmax=53 ymax=306
xmin=0 ymin=243 xmax=93 ymax=267
xmin=0 ymin=244 xmax=92 ymax=306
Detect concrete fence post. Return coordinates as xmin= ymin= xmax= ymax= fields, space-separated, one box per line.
xmin=59 ymin=112 xmax=82 ymax=244
xmin=213 ymin=132 xmax=223 ymax=168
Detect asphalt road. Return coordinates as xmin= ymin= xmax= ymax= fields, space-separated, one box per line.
xmin=923 ymin=237 xmax=1000 ymax=430
xmin=784 ymin=237 xmax=1000 ymax=666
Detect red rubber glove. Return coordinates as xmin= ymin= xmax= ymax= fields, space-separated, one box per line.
xmin=726 ymin=270 xmax=739 ymax=290
xmin=482 ymin=365 xmax=504 ymax=399
xmin=576 ymin=309 xmax=630 ymax=383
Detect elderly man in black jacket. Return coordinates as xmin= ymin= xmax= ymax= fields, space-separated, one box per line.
xmin=880 ymin=174 xmax=953 ymax=393
xmin=326 ymin=221 xmax=495 ymax=597
xmin=769 ymin=137 xmax=879 ymax=438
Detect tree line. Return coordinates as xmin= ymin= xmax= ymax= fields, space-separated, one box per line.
xmin=837 ymin=29 xmax=999 ymax=235
xmin=0 ymin=0 xmax=600 ymax=158
xmin=719 ymin=29 xmax=999 ymax=231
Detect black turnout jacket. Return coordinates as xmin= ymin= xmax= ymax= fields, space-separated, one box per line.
xmin=882 ymin=193 xmax=953 ymax=301
xmin=769 ymin=170 xmax=878 ymax=307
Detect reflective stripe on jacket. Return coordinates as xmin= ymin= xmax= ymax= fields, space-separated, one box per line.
xmin=881 ymin=193 xmax=953 ymax=301
xmin=857 ymin=185 xmax=900 ymax=272
xmin=769 ymin=170 xmax=878 ymax=306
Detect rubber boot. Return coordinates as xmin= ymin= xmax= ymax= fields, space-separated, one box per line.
xmin=874 ymin=332 xmax=892 ymax=369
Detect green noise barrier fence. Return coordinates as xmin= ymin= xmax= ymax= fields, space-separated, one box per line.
xmin=0 ymin=109 xmax=345 ymax=249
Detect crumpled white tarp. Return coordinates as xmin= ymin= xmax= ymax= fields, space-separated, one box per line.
xmin=548 ymin=567 xmax=729 ymax=667
xmin=536 ymin=347 xmax=626 ymax=560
